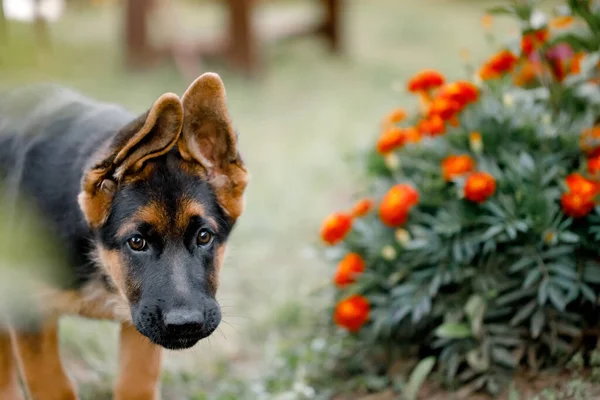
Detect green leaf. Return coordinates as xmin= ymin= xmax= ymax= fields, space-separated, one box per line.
xmin=509 ymin=257 xmax=535 ymax=273
xmin=510 ymin=300 xmax=537 ymax=326
xmin=581 ymin=283 xmax=597 ymax=303
xmin=583 ymin=263 xmax=600 ymax=284
xmin=523 ymin=269 xmax=542 ymax=288
xmin=404 ymin=356 xmax=436 ymax=400
xmin=435 ymin=323 xmax=472 ymax=339
xmin=548 ymin=285 xmax=567 ymax=311
xmin=538 ymin=278 xmax=550 ymax=305
xmin=491 ymin=346 xmax=518 ymax=368
xmin=531 ymin=309 xmax=545 ymax=339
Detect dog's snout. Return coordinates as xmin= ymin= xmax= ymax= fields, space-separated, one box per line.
xmin=163 ymin=308 xmax=204 ymax=333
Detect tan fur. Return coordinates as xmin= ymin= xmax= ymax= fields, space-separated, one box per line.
xmin=0 ymin=330 xmax=24 ymax=400
xmin=114 ymin=323 xmax=162 ymax=400
xmin=79 ymin=94 xmax=184 ymax=228
xmin=13 ymin=319 xmax=78 ymax=400
xmin=178 ymin=73 xmax=249 ymax=221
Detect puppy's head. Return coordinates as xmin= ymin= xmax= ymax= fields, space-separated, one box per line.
xmin=77 ymin=73 xmax=248 ymax=350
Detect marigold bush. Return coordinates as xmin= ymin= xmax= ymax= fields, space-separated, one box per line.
xmin=320 ymin=0 xmax=600 ymax=396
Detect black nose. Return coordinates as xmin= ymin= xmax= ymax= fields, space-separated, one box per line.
xmin=163 ymin=309 xmax=204 ymax=334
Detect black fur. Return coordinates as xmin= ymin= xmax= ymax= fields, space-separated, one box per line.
xmin=0 ymin=84 xmax=233 ymax=349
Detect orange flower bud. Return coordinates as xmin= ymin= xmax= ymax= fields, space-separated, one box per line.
xmin=464 ymin=172 xmax=496 ymax=203
xmin=382 ymin=108 xmax=408 ymax=128
xmin=442 ymin=155 xmax=475 ymax=181
xmin=481 ymin=14 xmax=493 ymax=31
xmin=403 ymin=127 xmax=422 ymax=144
xmin=320 ymin=212 xmax=353 ymax=245
xmin=333 ymin=253 xmax=366 ymax=287
xmin=379 ymin=184 xmax=419 ymax=227
xmin=438 ymin=81 xmax=479 ymax=106
xmin=580 ymin=126 xmax=600 ymax=156
xmin=549 ymin=15 xmax=575 ymax=30
xmin=588 ymin=156 xmax=600 ymax=176
xmin=334 ymin=295 xmax=370 ymax=332
xmin=376 ymin=127 xmax=404 ymax=154
xmin=407 ymin=69 xmax=446 ymax=93
xmin=561 ymin=192 xmax=595 ymax=218
xmin=351 ymin=199 xmax=373 ymax=217
xmin=469 ymin=132 xmax=483 ymax=153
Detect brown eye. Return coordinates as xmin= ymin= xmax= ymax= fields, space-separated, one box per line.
xmin=197 ymin=229 xmax=213 ymax=246
xmin=127 ymin=235 xmax=147 ymax=251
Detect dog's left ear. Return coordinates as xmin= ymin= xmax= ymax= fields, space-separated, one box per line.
xmin=178 ymin=73 xmax=248 ymax=220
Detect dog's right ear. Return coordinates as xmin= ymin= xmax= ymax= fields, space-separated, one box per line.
xmin=78 ymin=93 xmax=184 ymax=228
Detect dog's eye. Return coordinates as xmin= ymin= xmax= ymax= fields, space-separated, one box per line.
xmin=128 ymin=235 xmax=147 ymax=252
xmin=197 ymin=229 xmax=213 ymax=246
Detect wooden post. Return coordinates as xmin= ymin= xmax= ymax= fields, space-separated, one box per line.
xmin=226 ymin=0 xmax=261 ymax=77
xmin=321 ymin=0 xmax=342 ymax=53
xmin=33 ymin=0 xmax=50 ymax=49
xmin=124 ymin=0 xmax=153 ymax=68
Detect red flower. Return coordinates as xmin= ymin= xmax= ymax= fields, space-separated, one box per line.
xmin=320 ymin=212 xmax=353 ymax=245
xmin=379 ymin=184 xmax=419 ymax=227
xmin=442 ymin=155 xmax=475 ymax=181
xmin=479 ymin=50 xmax=518 ymax=80
xmin=351 ymin=199 xmax=373 ymax=217
xmin=561 ymin=192 xmax=595 ymax=218
xmin=334 ymin=295 xmax=370 ymax=332
xmin=407 ymin=69 xmax=446 ymax=93
xmin=521 ymin=29 xmax=549 ymax=56
xmin=333 ymin=253 xmax=366 ymax=287
xmin=464 ymin=172 xmax=496 ymax=203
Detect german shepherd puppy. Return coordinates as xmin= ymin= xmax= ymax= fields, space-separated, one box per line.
xmin=0 ymin=73 xmax=248 ymax=399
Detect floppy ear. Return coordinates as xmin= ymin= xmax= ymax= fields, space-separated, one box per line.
xmin=78 ymin=93 xmax=184 ymax=227
xmin=178 ymin=73 xmax=248 ymax=220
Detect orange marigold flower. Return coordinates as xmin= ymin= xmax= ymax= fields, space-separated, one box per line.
xmin=464 ymin=172 xmax=496 ymax=203
xmin=588 ymin=156 xmax=600 ymax=176
xmin=351 ymin=199 xmax=373 ymax=217
xmin=428 ymin=97 xmax=462 ymax=121
xmin=580 ymin=126 xmax=600 ymax=156
xmin=402 ymin=127 xmax=422 ymax=144
xmin=442 ymin=155 xmax=475 ymax=181
xmin=407 ymin=69 xmax=446 ymax=93
xmin=439 ymin=81 xmax=479 ymax=106
xmin=418 ymin=115 xmax=446 ymax=136
xmin=334 ymin=295 xmax=370 ymax=332
xmin=570 ymin=52 xmax=585 ymax=75
xmin=376 ymin=127 xmax=404 ymax=154
xmin=379 ymin=184 xmax=419 ymax=227
xmin=514 ymin=60 xmax=545 ymax=86
xmin=549 ymin=15 xmax=575 ymax=30
xmin=521 ymin=29 xmax=549 ymax=56
xmin=382 ymin=108 xmax=408 ymax=128
xmin=565 ymin=173 xmax=600 ymax=199
xmin=333 ymin=253 xmax=366 ymax=287
xmin=479 ymin=50 xmax=518 ymax=80
xmin=320 ymin=212 xmax=353 ymax=245
xmin=561 ymin=192 xmax=595 ymax=218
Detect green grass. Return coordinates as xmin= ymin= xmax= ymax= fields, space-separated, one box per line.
xmin=0 ymin=0 xmax=517 ymax=398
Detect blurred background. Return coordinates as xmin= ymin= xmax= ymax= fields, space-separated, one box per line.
xmin=0 ymin=0 xmax=513 ymax=398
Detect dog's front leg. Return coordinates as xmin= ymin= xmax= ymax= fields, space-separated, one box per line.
xmin=0 ymin=329 xmax=25 ymax=400
xmin=114 ymin=323 xmax=163 ymax=400
xmin=12 ymin=318 xmax=77 ymax=400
